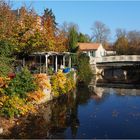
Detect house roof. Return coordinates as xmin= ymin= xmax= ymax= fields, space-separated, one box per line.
xmin=78 ymin=43 xmax=101 ymax=51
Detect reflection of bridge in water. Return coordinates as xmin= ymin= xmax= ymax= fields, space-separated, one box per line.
xmin=88 ymin=75 xmax=140 ymax=98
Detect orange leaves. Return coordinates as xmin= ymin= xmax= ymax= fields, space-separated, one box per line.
xmin=0 ymin=2 xmax=16 ymax=40
xmin=26 ymin=90 xmax=45 ymax=103
xmin=0 ymin=95 xmax=9 ymax=108
xmin=26 ymin=74 xmax=51 ymax=103
xmin=0 ymin=77 xmax=10 ymax=88
xmin=0 ymin=3 xmax=68 ymax=53
xmin=0 ymin=77 xmax=5 ymax=88
xmin=34 ymin=74 xmax=51 ymax=90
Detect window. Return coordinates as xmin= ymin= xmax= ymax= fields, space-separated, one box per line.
xmin=90 ymin=51 xmax=95 ymax=57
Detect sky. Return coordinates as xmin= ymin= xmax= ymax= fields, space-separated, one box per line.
xmin=10 ymin=0 xmax=140 ymax=42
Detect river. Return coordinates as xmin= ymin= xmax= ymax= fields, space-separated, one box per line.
xmin=5 ymin=74 xmax=140 ymax=139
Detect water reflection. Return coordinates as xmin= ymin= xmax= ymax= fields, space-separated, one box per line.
xmin=4 ymin=73 xmax=140 ymax=139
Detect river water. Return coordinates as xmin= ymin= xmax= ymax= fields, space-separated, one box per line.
xmin=6 ymin=74 xmax=140 ymax=139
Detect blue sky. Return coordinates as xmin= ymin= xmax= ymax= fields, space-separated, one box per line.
xmin=11 ymin=1 xmax=140 ymax=42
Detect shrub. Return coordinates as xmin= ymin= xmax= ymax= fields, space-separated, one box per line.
xmin=0 ymin=77 xmax=10 ymax=88
xmin=34 ymin=74 xmax=51 ymax=90
xmin=26 ymin=90 xmax=45 ymax=103
xmin=47 ymin=67 xmax=54 ymax=75
xmin=77 ymin=53 xmax=93 ymax=85
xmin=0 ymin=95 xmax=35 ymax=118
xmin=26 ymin=74 xmax=51 ymax=103
xmin=0 ymin=40 xmax=15 ymax=77
xmin=65 ymin=71 xmax=76 ymax=91
xmin=51 ymin=71 xmax=75 ymax=97
xmin=4 ymin=67 xmax=37 ymax=98
xmin=51 ymin=71 xmax=67 ymax=97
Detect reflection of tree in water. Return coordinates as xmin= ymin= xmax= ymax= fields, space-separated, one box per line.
xmin=67 ymin=90 xmax=79 ymax=138
xmin=4 ymin=87 xmax=92 ymax=139
xmin=46 ymin=91 xmax=80 ymax=138
xmin=76 ymin=86 xmax=91 ymax=105
xmin=48 ymin=86 xmax=93 ymax=138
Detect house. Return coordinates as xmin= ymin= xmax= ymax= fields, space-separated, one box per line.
xmin=105 ymin=46 xmax=116 ymax=56
xmin=78 ymin=43 xmax=106 ymax=57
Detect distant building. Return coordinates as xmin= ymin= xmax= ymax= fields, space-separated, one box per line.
xmin=11 ymin=8 xmax=42 ymax=30
xmin=11 ymin=8 xmax=21 ymax=17
xmin=105 ymin=46 xmax=116 ymax=56
xmin=78 ymin=43 xmax=106 ymax=57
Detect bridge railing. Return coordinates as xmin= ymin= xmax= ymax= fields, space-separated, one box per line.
xmin=90 ymin=55 xmax=140 ymax=64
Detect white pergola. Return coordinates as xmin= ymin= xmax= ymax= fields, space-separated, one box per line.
xmin=24 ymin=51 xmax=73 ymax=73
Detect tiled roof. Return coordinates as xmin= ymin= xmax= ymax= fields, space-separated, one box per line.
xmin=78 ymin=43 xmax=101 ymax=51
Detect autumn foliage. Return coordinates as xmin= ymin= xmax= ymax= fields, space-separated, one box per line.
xmin=0 ymin=1 xmax=68 ymax=56
xmin=0 ymin=1 xmax=75 ymax=119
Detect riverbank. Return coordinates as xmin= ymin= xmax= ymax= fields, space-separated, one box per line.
xmin=0 ymin=69 xmax=77 ymax=136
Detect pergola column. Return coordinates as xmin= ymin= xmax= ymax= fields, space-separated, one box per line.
xmin=22 ymin=58 xmax=25 ymax=67
xmin=69 ymin=55 xmax=72 ymax=68
xmin=63 ymin=55 xmax=65 ymax=67
xmin=55 ymin=55 xmax=58 ymax=72
xmin=45 ymin=54 xmax=48 ymax=74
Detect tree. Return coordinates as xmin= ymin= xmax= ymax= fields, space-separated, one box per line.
xmin=0 ymin=1 xmax=16 ymax=42
xmin=42 ymin=8 xmax=67 ymax=52
xmin=43 ymin=8 xmax=57 ymax=28
xmin=91 ymin=21 xmax=110 ymax=44
xmin=60 ymin=22 xmax=79 ymax=52
xmin=78 ymin=33 xmax=91 ymax=43
xmin=60 ymin=22 xmax=70 ymax=38
xmin=13 ymin=6 xmax=43 ymax=56
xmin=68 ymin=25 xmax=79 ymax=52
xmin=77 ymin=53 xmax=93 ymax=85
xmin=127 ymin=30 xmax=140 ymax=54
xmin=0 ymin=40 xmax=15 ymax=76
xmin=116 ymin=28 xmax=126 ymax=38
xmin=114 ymin=36 xmax=129 ymax=55
xmin=60 ymin=22 xmax=92 ymax=51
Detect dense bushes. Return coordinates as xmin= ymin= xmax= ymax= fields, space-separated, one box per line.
xmin=77 ymin=53 xmax=93 ymax=85
xmin=0 ymin=67 xmax=37 ymax=118
xmin=51 ymin=71 xmax=75 ymax=97
xmin=0 ymin=95 xmax=34 ymax=118
xmin=4 ymin=67 xmax=37 ymax=98
xmin=0 ymin=69 xmax=76 ymax=118
xmin=27 ymin=74 xmax=51 ymax=103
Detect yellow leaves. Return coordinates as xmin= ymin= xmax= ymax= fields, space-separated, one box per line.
xmin=0 ymin=95 xmax=35 ymax=118
xmin=0 ymin=77 xmax=6 ymax=88
xmin=51 ymin=71 xmax=75 ymax=97
xmin=0 ymin=95 xmax=9 ymax=108
xmin=56 ymin=71 xmax=67 ymax=85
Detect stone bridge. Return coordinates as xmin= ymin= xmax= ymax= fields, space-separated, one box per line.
xmin=90 ymin=55 xmax=140 ymax=74
xmin=90 ymin=55 xmax=140 ymax=65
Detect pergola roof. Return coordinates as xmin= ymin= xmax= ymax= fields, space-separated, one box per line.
xmin=31 ymin=51 xmax=75 ymax=56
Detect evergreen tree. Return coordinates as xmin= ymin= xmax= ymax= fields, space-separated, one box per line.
xmin=43 ymin=8 xmax=57 ymax=28
xmin=78 ymin=33 xmax=91 ymax=42
xmin=68 ymin=26 xmax=78 ymax=52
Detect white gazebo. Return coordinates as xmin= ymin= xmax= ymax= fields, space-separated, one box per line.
xmin=22 ymin=51 xmax=73 ymax=74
